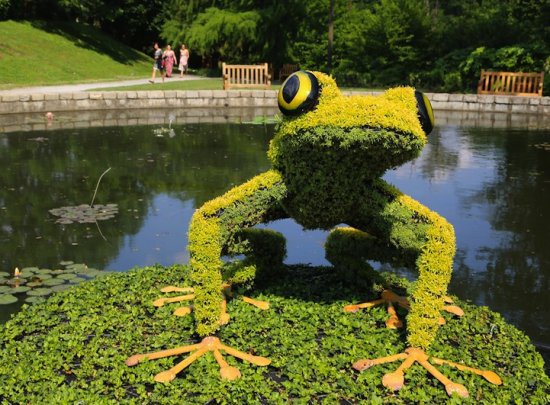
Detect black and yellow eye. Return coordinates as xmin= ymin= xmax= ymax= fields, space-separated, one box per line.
xmin=414 ymin=91 xmax=435 ymax=135
xmin=278 ymin=71 xmax=320 ymax=116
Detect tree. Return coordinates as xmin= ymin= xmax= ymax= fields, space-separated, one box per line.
xmin=162 ymin=0 xmax=306 ymax=70
xmin=184 ymin=7 xmax=261 ymax=66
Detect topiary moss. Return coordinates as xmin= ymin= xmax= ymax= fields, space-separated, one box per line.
xmin=186 ymin=72 xmax=449 ymax=352
xmin=0 ymin=266 xmax=547 ymax=404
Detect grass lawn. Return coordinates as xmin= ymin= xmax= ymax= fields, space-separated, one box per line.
xmin=0 ymin=20 xmax=151 ymax=89
xmin=0 ymin=21 xmax=387 ymax=93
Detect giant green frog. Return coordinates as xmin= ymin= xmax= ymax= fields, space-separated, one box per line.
xmin=127 ymin=71 xmax=501 ymax=397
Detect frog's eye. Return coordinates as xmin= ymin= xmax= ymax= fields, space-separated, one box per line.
xmin=278 ymin=71 xmax=320 ymax=116
xmin=415 ymin=91 xmax=435 ymax=135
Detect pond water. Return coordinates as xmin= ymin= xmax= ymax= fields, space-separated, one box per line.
xmin=0 ymin=110 xmax=549 ymax=363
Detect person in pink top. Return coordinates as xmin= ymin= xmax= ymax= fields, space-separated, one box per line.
xmin=179 ymin=44 xmax=190 ymax=78
xmin=163 ymin=45 xmax=177 ymax=78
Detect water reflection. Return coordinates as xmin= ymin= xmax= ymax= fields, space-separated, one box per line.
xmin=0 ymin=122 xmax=273 ymax=283
xmin=0 ymin=113 xmax=548 ymax=359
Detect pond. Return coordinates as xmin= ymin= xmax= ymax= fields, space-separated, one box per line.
xmin=0 ymin=109 xmax=549 ymax=364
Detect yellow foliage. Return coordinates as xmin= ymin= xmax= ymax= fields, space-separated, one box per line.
xmin=278 ymin=72 xmax=426 ymax=143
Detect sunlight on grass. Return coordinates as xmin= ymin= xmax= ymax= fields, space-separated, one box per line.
xmin=0 ymin=20 xmax=151 ymax=89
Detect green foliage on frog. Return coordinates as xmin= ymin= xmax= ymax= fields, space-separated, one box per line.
xmin=187 ymin=70 xmax=451 ymax=351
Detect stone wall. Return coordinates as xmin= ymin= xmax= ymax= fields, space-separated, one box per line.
xmin=0 ymin=90 xmax=277 ymax=115
xmin=0 ymin=90 xmax=548 ymax=116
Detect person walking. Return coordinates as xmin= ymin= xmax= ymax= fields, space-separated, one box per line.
xmin=149 ymin=42 xmax=165 ymax=84
xmin=163 ymin=45 xmax=177 ymax=78
xmin=179 ymin=44 xmax=190 ymax=78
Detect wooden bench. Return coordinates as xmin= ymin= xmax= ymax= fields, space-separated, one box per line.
xmin=222 ymin=63 xmax=271 ymax=90
xmin=278 ymin=64 xmax=299 ymax=81
xmin=477 ymin=70 xmax=544 ymax=97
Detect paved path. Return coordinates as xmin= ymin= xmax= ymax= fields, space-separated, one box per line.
xmin=0 ymin=74 xmax=206 ymax=95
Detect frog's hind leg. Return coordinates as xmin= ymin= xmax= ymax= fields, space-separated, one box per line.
xmin=326 ymin=226 xmax=456 ymax=329
xmin=221 ymin=227 xmax=287 ymax=314
xmin=326 ymin=227 xmax=408 ymax=328
xmin=153 ymin=227 xmax=286 ymax=320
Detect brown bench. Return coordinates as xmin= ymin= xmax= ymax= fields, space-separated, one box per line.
xmin=278 ymin=64 xmax=299 ymax=81
xmin=477 ymin=70 xmax=544 ymax=97
xmin=222 ymin=63 xmax=271 ymax=90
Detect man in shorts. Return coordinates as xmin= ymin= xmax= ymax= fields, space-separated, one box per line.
xmin=149 ymin=42 xmax=165 ymax=84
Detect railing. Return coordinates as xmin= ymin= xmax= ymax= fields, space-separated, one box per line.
xmin=222 ymin=63 xmax=271 ymax=90
xmin=477 ymin=70 xmax=544 ymax=97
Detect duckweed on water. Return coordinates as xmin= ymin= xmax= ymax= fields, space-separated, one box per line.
xmin=0 ymin=264 xmax=548 ymax=404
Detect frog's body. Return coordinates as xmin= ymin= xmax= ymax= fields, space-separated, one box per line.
xmin=127 ymin=72 xmax=501 ymax=397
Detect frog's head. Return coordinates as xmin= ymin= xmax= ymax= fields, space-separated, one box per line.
xmin=268 ymin=71 xmax=433 ymax=180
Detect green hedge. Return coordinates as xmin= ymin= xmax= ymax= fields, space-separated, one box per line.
xmin=0 ymin=265 xmax=548 ymax=404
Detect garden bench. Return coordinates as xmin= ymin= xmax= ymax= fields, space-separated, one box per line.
xmin=278 ymin=64 xmax=299 ymax=81
xmin=222 ymin=63 xmax=271 ymax=90
xmin=477 ymin=70 xmax=544 ymax=97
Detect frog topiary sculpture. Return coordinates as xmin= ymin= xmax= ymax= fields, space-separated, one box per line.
xmin=127 ymin=71 xmax=501 ymax=397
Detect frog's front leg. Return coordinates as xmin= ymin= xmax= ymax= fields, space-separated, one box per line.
xmin=126 ymin=170 xmax=288 ymax=382
xmin=338 ymin=180 xmax=501 ymax=397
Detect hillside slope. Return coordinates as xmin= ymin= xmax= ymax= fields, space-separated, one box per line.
xmin=0 ymin=20 xmax=152 ymax=89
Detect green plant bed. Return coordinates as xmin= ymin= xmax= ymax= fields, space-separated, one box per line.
xmin=0 ymin=265 xmax=548 ymax=404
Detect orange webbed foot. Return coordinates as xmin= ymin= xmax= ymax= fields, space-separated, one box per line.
xmin=353 ymin=347 xmax=502 ymax=397
xmin=153 ymin=284 xmax=270 ymax=321
xmin=344 ymin=290 xmax=464 ymax=328
xmin=126 ymin=336 xmax=271 ymax=382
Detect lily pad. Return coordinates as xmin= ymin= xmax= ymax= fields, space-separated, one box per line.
xmin=0 ymin=294 xmax=18 ymax=305
xmin=60 ymin=261 xmax=74 ymax=266
xmin=57 ymin=273 xmax=77 ymax=280
xmin=69 ymin=277 xmax=86 ymax=284
xmin=0 ymin=271 xmax=10 ymax=277
xmin=27 ymin=288 xmax=53 ymax=296
xmin=0 ymin=286 xmax=12 ymax=294
xmin=49 ymin=204 xmax=119 ymax=224
xmin=51 ymin=284 xmax=71 ymax=293
xmin=36 ymin=269 xmax=53 ymax=274
xmin=21 ymin=267 xmax=39 ymax=273
xmin=51 ymin=269 xmax=65 ymax=275
xmin=27 ymin=281 xmax=43 ymax=287
xmin=42 ymin=278 xmax=66 ymax=286
xmin=65 ymin=263 xmax=87 ymax=271
xmin=6 ymin=278 xmax=26 ymax=286
xmin=24 ymin=296 xmax=45 ymax=304
xmin=33 ymin=274 xmax=52 ymax=280
xmin=11 ymin=286 xmax=31 ymax=294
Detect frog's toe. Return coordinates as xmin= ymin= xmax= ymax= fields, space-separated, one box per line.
xmin=126 ymin=337 xmax=270 ymax=382
xmin=353 ymin=347 xmax=501 ymax=397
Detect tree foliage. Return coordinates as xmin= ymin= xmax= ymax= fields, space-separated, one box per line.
xmin=1 ymin=0 xmax=548 ymax=92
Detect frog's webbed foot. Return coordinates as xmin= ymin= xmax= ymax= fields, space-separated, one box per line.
xmin=153 ymin=284 xmax=269 ymax=322
xmin=353 ymin=347 xmax=502 ymax=398
xmin=126 ymin=336 xmax=270 ymax=382
xmin=344 ymin=290 xmax=464 ymax=328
